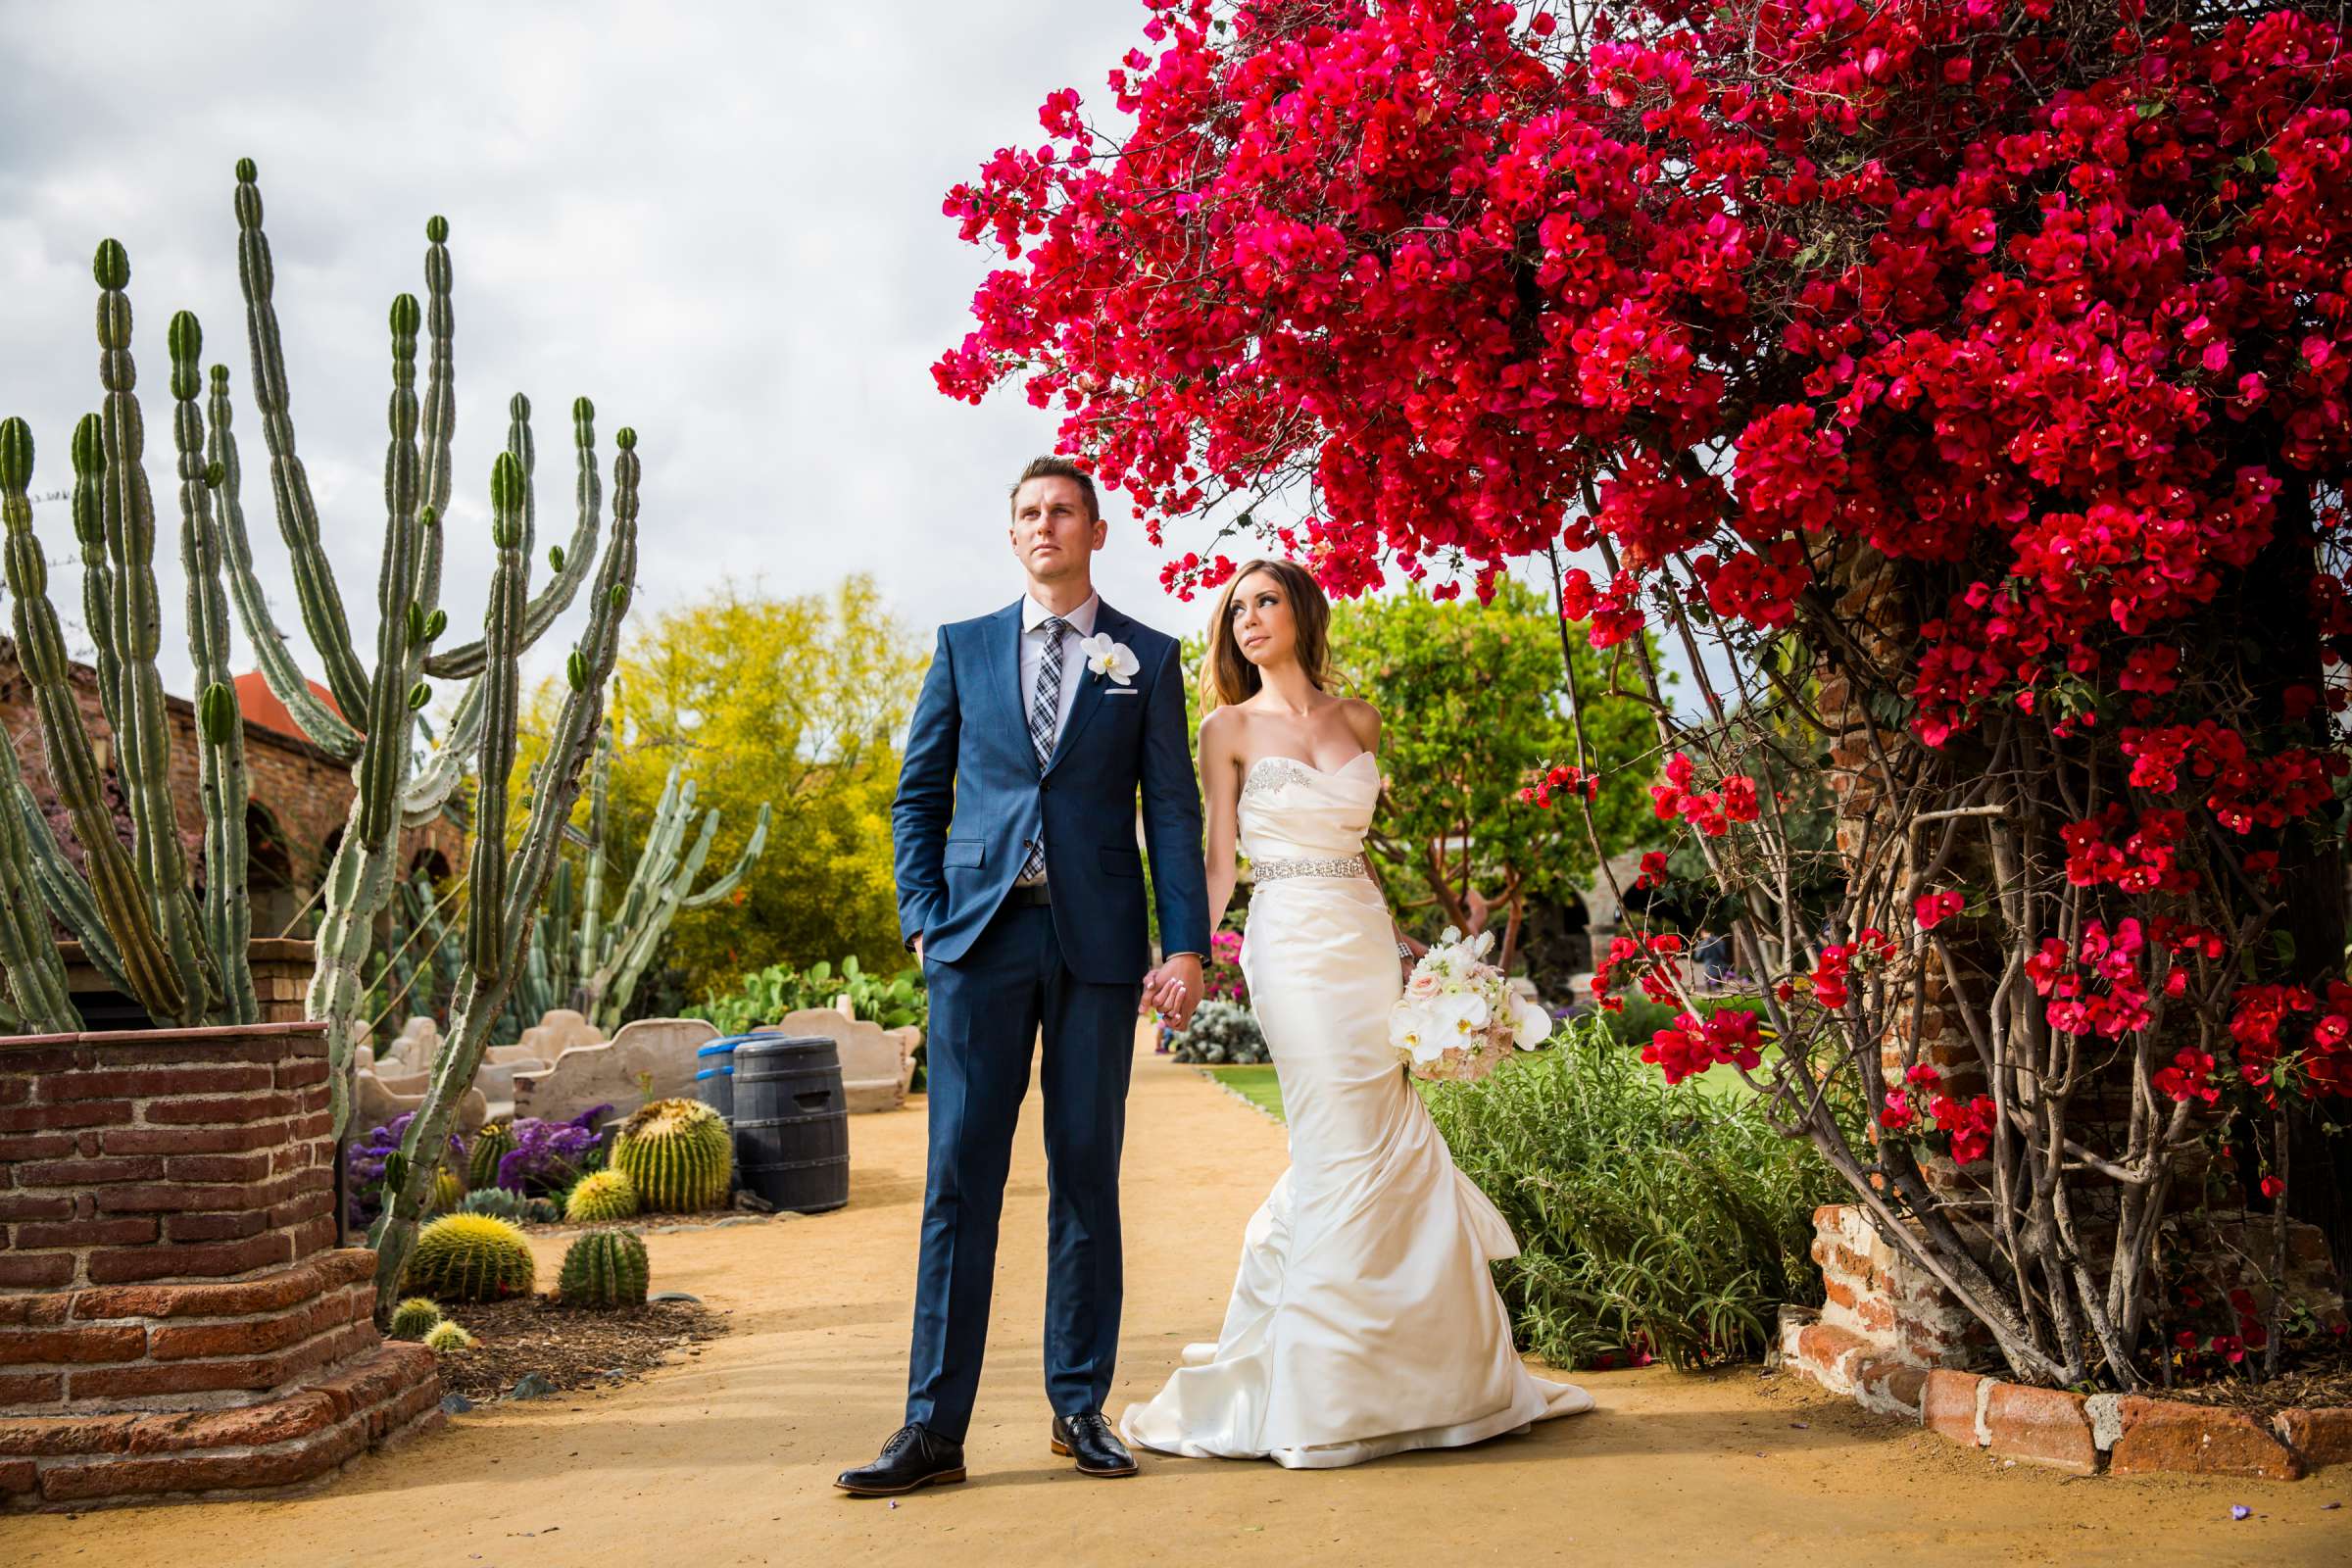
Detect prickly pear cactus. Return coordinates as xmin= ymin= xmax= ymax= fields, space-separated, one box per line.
xmin=404 ymin=1212 xmax=535 ymax=1303
xmin=558 ymin=1228 xmax=649 ymax=1309
xmin=563 ymin=1167 xmax=639 ymax=1224
xmin=612 ymin=1098 xmax=732 ymax=1213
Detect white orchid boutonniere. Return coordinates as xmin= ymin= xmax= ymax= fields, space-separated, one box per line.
xmin=1078 ymin=631 xmax=1141 ymax=686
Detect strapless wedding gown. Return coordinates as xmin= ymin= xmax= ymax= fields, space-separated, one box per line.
xmin=1120 ymin=752 xmax=1592 ymax=1469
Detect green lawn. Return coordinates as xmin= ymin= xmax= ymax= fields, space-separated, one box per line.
xmin=1201 ymin=1064 xmax=1286 ymax=1122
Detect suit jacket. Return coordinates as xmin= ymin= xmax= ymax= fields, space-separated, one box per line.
xmin=891 ymin=597 xmax=1211 ymax=984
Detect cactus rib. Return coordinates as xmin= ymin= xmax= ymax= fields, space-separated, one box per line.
xmin=425 ymin=394 xmax=603 ymax=679
xmin=170 ymin=312 xmax=258 ymax=1022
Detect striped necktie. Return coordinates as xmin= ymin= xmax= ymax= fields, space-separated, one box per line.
xmin=1021 ymin=616 xmax=1067 ymax=880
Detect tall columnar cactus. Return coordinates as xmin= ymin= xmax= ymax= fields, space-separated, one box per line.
xmin=0 ymin=163 xmax=645 ymax=1334
xmin=612 ymin=1098 xmax=733 ymax=1213
xmin=559 ymin=1228 xmax=649 ymax=1309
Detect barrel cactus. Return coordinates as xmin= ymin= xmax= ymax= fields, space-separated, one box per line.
xmin=387 ymin=1297 xmax=445 ymax=1340
xmin=467 ymin=1122 xmax=517 ymax=1190
xmin=428 ymin=1166 xmax=465 ymax=1215
xmin=405 ymin=1212 xmax=536 ymax=1302
xmin=612 ymin=1099 xmax=732 ymax=1212
xmin=459 ymin=1186 xmax=525 ymax=1222
xmin=564 ymin=1167 xmax=640 ymax=1223
xmin=559 ymin=1228 xmax=649 ymax=1309
xmin=422 ymin=1319 xmax=476 ymax=1352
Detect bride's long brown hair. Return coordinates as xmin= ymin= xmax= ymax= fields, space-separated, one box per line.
xmin=1199 ymin=559 xmax=1336 ymax=712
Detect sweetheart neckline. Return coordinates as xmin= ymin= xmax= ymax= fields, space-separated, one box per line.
xmin=1246 ymin=751 xmax=1379 ymax=782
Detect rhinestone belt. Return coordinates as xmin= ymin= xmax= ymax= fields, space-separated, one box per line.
xmin=1250 ymin=855 xmax=1367 ymax=883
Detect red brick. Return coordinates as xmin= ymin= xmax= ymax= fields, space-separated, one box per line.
xmin=2112 ymin=1396 xmax=2303 ymax=1480
xmin=37 ymin=1419 xmax=369 ymax=1500
xmin=12 ymin=1216 xmax=159 ymax=1250
xmin=124 ymin=1391 xmax=338 ymax=1454
xmin=313 ymin=1342 xmax=437 ymax=1421
xmin=14 ymin=1154 xmax=165 ymax=1186
xmin=37 ymin=1065 xmax=270 ymax=1102
xmin=0 ymin=1193 xmax=75 ymax=1222
xmin=100 ymin=1038 xmax=294 ymax=1068
xmin=1854 ymin=1357 xmax=1928 ymax=1413
xmin=2275 ymin=1406 xmax=2352 ymax=1468
xmin=1922 ymin=1369 xmax=1988 ymax=1447
xmin=0 ymin=1077 xmax=26 ymax=1104
xmin=85 ymin=1230 xmax=291 ymax=1284
xmin=0 ymin=1296 xmax=70 ymax=1328
xmin=66 ymin=1318 xmax=381 ymax=1402
xmin=0 ymin=1456 xmax=34 ymax=1494
xmin=0 ymin=1100 xmax=130 ymax=1133
xmin=161 ymin=1151 xmax=275 ymax=1184
xmin=0 ymin=1411 xmax=138 ymax=1454
xmin=0 ymin=1325 xmax=146 ymax=1366
xmin=165 ymin=1208 xmax=270 ymax=1243
xmin=0 ymin=1048 xmax=80 ymax=1073
xmin=0 ymin=1133 xmax=77 ymax=1162
xmin=0 ymin=1369 xmax=64 ymax=1404
xmin=148 ymin=1296 xmax=340 ymax=1361
xmin=141 ymin=1091 xmax=298 ymax=1125
xmin=289 ymin=1212 xmax=339 ymax=1260
xmin=101 ymin=1122 xmax=287 ymax=1155
xmin=70 ymin=1254 xmax=342 ymax=1320
xmin=1983 ymin=1383 xmax=2097 ymax=1475
xmin=0 ymin=1254 xmax=74 ymax=1290
xmin=274 ymin=1057 xmax=330 ymax=1090
xmin=94 ymin=1180 xmax=271 ymax=1215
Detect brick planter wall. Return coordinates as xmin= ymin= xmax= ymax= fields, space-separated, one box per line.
xmin=1 ymin=1016 xmax=441 ymax=1511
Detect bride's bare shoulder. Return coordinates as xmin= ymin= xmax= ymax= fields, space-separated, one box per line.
xmin=1335 ymin=696 xmax=1381 ymax=750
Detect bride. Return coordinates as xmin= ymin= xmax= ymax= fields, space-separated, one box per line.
xmin=1121 ymin=559 xmax=1592 ymax=1469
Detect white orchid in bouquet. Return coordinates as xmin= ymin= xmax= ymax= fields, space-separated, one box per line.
xmin=1389 ymin=927 xmax=1554 ymax=1082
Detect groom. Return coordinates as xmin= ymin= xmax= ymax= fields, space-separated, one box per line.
xmin=837 ymin=456 xmax=1211 ymax=1496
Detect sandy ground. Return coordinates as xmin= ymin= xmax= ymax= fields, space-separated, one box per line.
xmin=12 ymin=1040 xmax=2349 ymax=1568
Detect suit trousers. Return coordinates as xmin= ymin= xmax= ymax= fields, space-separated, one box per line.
xmin=904 ymin=898 xmax=1142 ymax=1441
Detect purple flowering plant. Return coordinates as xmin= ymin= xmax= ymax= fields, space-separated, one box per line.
xmin=344 ymin=1111 xmax=461 ymax=1228
xmin=492 ymin=1103 xmax=612 ymax=1195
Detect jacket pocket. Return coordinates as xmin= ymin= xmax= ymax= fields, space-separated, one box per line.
xmin=944 ymin=839 xmax=986 ymax=869
xmin=1099 ymin=845 xmax=1143 ymax=878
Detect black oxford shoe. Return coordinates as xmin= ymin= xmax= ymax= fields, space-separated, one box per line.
xmin=835 ymin=1423 xmax=966 ymax=1496
xmin=1051 ymin=1410 xmax=1139 ymax=1477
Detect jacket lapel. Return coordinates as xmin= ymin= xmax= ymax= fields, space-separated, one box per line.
xmin=1046 ymin=600 xmax=1126 ymax=776
xmin=995 ymin=601 xmax=1034 ymax=773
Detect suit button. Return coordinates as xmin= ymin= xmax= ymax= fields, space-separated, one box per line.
xmin=1041 ymin=781 xmax=1053 ymax=793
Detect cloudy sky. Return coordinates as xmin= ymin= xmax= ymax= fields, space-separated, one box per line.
xmin=2 ymin=2 xmax=1682 ymax=721
xmin=0 ymin=1 xmax=1213 ymax=699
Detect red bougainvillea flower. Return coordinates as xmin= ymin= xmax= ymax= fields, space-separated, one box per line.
xmin=1914 ymin=891 xmax=1965 ymax=930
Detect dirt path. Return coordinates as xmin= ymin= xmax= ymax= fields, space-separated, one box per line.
xmin=14 ymin=1041 xmax=2347 ymax=1567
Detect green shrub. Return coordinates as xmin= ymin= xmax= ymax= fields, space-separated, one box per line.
xmin=1167 ymin=998 xmax=1269 ymax=1064
xmin=1421 ymin=1012 xmax=1845 ymax=1371
xmin=689 ymin=955 xmax=926 ymax=1036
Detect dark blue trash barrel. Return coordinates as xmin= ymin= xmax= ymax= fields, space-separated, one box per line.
xmin=731 ymin=1035 xmax=849 ymax=1213
xmin=696 ymin=1033 xmax=767 ymax=1121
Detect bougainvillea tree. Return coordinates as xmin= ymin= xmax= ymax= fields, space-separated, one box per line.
xmin=940 ymin=0 xmax=2352 ymax=1388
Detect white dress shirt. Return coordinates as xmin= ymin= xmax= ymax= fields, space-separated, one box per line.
xmin=1016 ymin=592 xmax=1098 ymax=885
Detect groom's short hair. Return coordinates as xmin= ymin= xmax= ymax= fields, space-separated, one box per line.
xmin=1010 ymin=456 xmax=1100 ymax=523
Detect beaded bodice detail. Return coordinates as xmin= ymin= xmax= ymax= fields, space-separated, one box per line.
xmin=1238 ymin=753 xmax=1380 ymax=881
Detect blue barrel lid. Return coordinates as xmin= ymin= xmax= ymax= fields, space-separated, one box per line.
xmin=704 ymin=1031 xmax=778 ymax=1054
xmin=696 ymin=1064 xmax=737 ymax=1080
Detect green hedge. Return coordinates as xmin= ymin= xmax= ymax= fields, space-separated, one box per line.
xmin=1421 ymin=1011 xmax=1843 ymax=1370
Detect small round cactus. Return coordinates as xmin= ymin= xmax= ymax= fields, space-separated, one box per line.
xmin=388 ymin=1297 xmax=445 ymax=1340
xmin=467 ymin=1122 xmax=517 ymax=1190
xmin=613 ymin=1098 xmax=732 ymax=1213
xmin=428 ymin=1166 xmax=465 ymax=1215
xmin=564 ymin=1167 xmax=640 ymax=1224
xmin=559 ymin=1229 xmax=649 ymax=1309
xmin=405 ymin=1213 xmax=536 ymax=1303
xmin=422 ymin=1319 xmax=476 ymax=1352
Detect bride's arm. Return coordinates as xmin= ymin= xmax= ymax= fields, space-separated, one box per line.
xmin=1200 ymin=709 xmax=1243 ymax=932
xmin=1343 ymin=699 xmax=1419 ymax=977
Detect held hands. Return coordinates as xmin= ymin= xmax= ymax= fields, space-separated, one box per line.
xmin=1141 ymin=953 xmax=1204 ymax=1030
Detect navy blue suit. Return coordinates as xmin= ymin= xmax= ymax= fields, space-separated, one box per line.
xmin=891 ymin=597 xmax=1210 ymax=1438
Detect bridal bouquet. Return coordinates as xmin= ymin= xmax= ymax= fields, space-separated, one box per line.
xmin=1390 ymin=927 xmax=1555 ymax=1082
